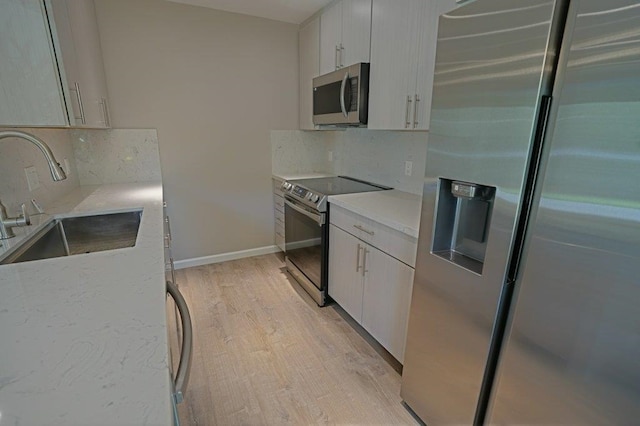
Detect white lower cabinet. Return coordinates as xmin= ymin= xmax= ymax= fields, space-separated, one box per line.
xmin=361 ymin=242 xmax=414 ymax=363
xmin=329 ymin=224 xmax=365 ymax=320
xmin=329 ymin=216 xmax=415 ymax=363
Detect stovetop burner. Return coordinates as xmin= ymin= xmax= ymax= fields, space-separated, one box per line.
xmin=281 ymin=176 xmax=390 ymax=212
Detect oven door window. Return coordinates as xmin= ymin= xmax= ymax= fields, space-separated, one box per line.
xmin=285 ymin=199 xmax=324 ymax=289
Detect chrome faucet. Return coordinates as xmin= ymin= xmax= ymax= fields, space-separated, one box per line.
xmin=0 ymin=130 xmax=67 ymax=239
xmin=0 ymin=201 xmax=30 ymax=239
xmin=0 ymin=130 xmax=67 ymax=181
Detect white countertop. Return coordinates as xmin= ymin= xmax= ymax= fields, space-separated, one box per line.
xmin=272 ymin=172 xmax=334 ymax=181
xmin=0 ymin=183 xmax=173 ymax=426
xmin=328 ymin=190 xmax=423 ymax=238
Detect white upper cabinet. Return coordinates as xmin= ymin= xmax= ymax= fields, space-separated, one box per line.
xmin=0 ymin=1 xmax=69 ymax=126
xmin=48 ymin=0 xmax=111 ymax=128
xmin=0 ymin=0 xmax=110 ymax=128
xmin=319 ymin=0 xmax=372 ymax=75
xmin=368 ymin=0 xmax=459 ymax=130
xmin=299 ymin=17 xmax=320 ymax=130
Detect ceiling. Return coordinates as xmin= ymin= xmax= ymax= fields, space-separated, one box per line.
xmin=164 ymin=0 xmax=334 ymax=24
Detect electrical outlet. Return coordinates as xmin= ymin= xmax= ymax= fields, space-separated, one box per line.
xmin=328 ymin=151 xmax=334 ymax=162
xmin=404 ymin=161 xmax=413 ymax=176
xmin=25 ymin=166 xmax=40 ymax=191
xmin=63 ymin=158 xmax=72 ymax=176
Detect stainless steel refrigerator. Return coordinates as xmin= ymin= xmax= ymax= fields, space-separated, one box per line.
xmin=401 ymin=0 xmax=640 ymax=424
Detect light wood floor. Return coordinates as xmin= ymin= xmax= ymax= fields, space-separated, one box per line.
xmin=174 ymin=253 xmax=418 ymax=425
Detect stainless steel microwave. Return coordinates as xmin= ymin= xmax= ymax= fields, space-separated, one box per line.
xmin=313 ymin=63 xmax=369 ymax=126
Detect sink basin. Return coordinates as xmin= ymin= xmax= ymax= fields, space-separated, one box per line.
xmin=1 ymin=210 xmax=142 ymax=265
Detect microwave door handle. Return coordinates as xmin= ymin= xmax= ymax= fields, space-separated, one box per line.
xmin=340 ymin=71 xmax=349 ymax=118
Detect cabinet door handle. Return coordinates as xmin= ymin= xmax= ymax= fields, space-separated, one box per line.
xmin=356 ymin=243 xmax=362 ymax=272
xmin=100 ymin=97 xmax=110 ymax=127
xmin=170 ymin=257 xmax=176 ymax=286
xmin=353 ymin=224 xmax=375 ymax=235
xmin=335 ymin=45 xmax=340 ymax=70
xmin=165 ymin=216 xmax=172 ymax=240
xmin=72 ymin=82 xmax=86 ymax=125
xmin=340 ymin=43 xmax=345 ymax=68
xmin=404 ymin=95 xmax=412 ymax=129
xmin=413 ymin=94 xmax=420 ymax=128
xmin=362 ymin=247 xmax=369 ymax=276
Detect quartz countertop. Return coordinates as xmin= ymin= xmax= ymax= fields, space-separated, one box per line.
xmin=272 ymin=172 xmax=334 ymax=181
xmin=328 ymin=190 xmax=423 ymax=238
xmin=0 ymin=183 xmax=172 ymax=426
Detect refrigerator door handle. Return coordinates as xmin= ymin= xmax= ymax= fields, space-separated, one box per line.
xmin=166 ymin=280 xmax=193 ymax=404
xmin=506 ymin=95 xmax=553 ymax=283
xmin=474 ymin=95 xmax=553 ymax=425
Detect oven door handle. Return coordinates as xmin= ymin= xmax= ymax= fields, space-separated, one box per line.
xmin=285 ymin=198 xmax=324 ymax=226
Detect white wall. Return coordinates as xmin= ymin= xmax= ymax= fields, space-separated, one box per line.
xmin=94 ymin=0 xmax=299 ymax=261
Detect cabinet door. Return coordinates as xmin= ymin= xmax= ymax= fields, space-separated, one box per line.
xmin=367 ymin=0 xmax=422 ymax=130
xmin=328 ymin=225 xmax=364 ymax=322
xmin=299 ymin=17 xmax=320 ymax=130
xmin=320 ymin=1 xmax=343 ymax=75
xmin=413 ymin=0 xmax=460 ymax=130
xmin=362 ymin=244 xmax=415 ymax=362
xmin=0 ymin=0 xmax=69 ymax=126
xmin=52 ymin=0 xmax=110 ymax=128
xmin=341 ymin=0 xmax=372 ymax=67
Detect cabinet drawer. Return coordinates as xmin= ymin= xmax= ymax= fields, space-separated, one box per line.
xmin=273 ymin=178 xmax=285 ymax=197
xmin=275 ymin=208 xmax=284 ymax=226
xmin=275 ymin=225 xmax=285 ymax=251
xmin=330 ymin=204 xmax=417 ymax=268
xmin=274 ymin=194 xmax=285 ymax=212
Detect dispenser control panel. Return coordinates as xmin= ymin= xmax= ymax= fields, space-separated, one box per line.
xmin=451 ymin=181 xmax=479 ymax=199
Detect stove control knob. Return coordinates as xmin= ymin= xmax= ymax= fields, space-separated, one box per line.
xmin=312 ymin=195 xmax=320 ymax=203
xmin=281 ymin=182 xmax=288 ymax=190
xmin=306 ymin=192 xmax=313 ymax=200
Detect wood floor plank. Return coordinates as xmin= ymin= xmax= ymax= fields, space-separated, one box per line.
xmin=174 ymin=254 xmax=418 ymax=425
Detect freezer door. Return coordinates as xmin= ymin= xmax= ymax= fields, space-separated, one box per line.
xmin=400 ymin=0 xmax=564 ymax=424
xmin=489 ymin=0 xmax=640 ymax=423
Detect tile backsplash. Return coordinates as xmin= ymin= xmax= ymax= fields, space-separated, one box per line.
xmin=0 ymin=127 xmax=161 ymax=216
xmin=271 ymin=129 xmax=428 ymax=195
xmin=71 ymin=128 xmax=161 ymax=185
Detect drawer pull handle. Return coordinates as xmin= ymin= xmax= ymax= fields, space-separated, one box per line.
xmin=353 ymin=224 xmax=374 ymax=236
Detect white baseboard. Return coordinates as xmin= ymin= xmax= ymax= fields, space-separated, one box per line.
xmin=173 ymin=245 xmax=282 ymax=270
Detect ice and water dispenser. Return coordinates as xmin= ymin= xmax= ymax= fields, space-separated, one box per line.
xmin=432 ymin=179 xmax=496 ymax=274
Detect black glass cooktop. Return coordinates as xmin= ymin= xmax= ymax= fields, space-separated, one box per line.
xmin=291 ymin=176 xmax=390 ymax=196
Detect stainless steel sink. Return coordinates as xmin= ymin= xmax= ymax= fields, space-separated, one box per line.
xmin=0 ymin=210 xmax=142 ymax=265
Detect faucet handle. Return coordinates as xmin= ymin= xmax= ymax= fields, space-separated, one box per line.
xmin=19 ymin=203 xmax=31 ymax=226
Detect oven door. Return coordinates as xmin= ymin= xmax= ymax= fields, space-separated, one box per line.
xmin=284 ymin=196 xmax=326 ymax=294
